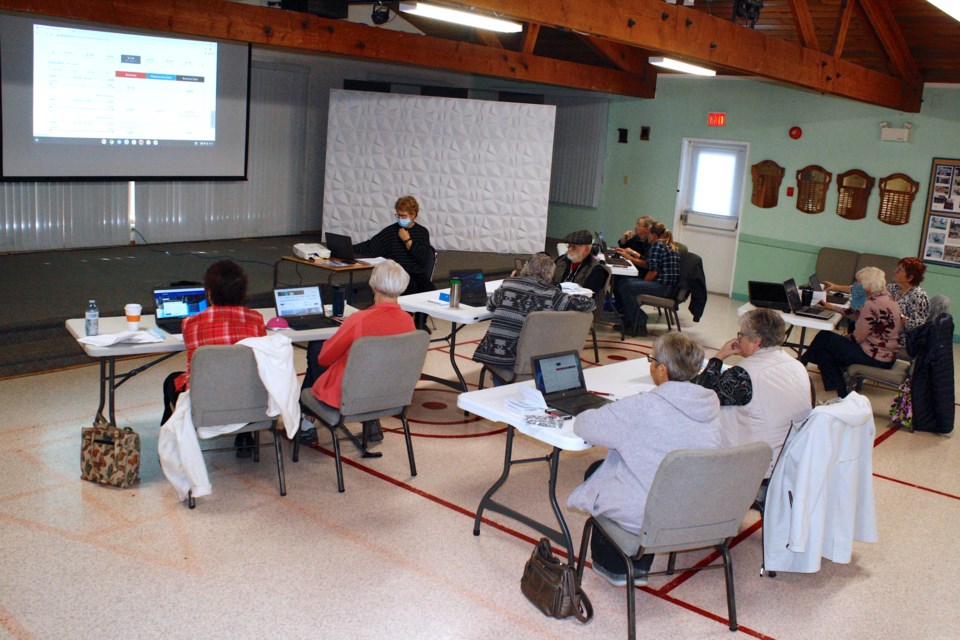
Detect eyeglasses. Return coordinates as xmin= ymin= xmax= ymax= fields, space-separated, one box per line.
xmin=646 ymin=354 xmax=660 ymax=364
xmin=395 ymin=213 xmax=412 ymax=220
xmin=736 ymin=332 xmax=752 ymax=340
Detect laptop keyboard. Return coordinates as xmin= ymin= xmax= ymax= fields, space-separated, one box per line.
xmin=284 ymin=315 xmax=340 ymax=330
xmin=550 ymin=393 xmax=611 ymax=415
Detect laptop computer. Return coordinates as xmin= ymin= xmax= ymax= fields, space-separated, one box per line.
xmin=449 ymin=269 xmax=487 ymax=307
xmin=323 ymin=232 xmax=358 ymax=264
xmin=808 ymin=274 xmax=848 ymax=305
xmin=595 ymin=229 xmax=630 ymax=267
xmin=747 ymin=281 xmax=791 ymax=313
xmin=273 ymin=286 xmax=341 ymax=330
xmin=783 ymin=278 xmax=835 ymax=320
xmin=153 ymin=285 xmax=208 ymax=334
xmin=532 ymin=350 xmax=613 ymax=416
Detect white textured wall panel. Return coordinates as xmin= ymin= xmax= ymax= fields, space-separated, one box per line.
xmin=323 ymin=90 xmax=555 ymax=254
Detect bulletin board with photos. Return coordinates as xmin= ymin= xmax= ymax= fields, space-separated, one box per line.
xmin=920 ymin=158 xmax=960 ymax=267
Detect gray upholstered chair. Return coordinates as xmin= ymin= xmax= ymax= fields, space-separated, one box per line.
xmin=189 ymin=345 xmax=288 ymax=509
xmin=575 ymin=442 xmax=772 ymax=640
xmin=815 ymin=247 xmax=860 ymax=286
xmin=476 ymin=310 xmax=594 ymax=389
xmin=294 ymin=331 xmax=429 ymax=492
xmin=631 ymin=251 xmax=702 ymax=337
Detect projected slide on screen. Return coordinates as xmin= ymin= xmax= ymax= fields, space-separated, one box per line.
xmin=0 ymin=13 xmax=249 ymax=179
xmin=33 ymin=25 xmax=218 ymax=146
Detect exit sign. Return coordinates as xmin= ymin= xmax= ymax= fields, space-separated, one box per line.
xmin=708 ymin=112 xmax=726 ymax=127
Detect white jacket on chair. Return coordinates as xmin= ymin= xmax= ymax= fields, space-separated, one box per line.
xmin=763 ymin=392 xmax=878 ymax=573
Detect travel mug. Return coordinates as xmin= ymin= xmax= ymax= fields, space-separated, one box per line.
xmin=449 ymin=279 xmax=461 ymax=308
xmin=332 ymin=285 xmax=345 ymax=317
xmin=801 ymin=287 xmax=813 ymax=306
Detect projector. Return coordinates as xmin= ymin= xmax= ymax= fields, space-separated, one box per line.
xmin=293 ymin=243 xmax=331 ymax=261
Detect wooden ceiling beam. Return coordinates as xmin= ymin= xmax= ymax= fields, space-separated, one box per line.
xmin=521 ymin=23 xmax=540 ymax=55
xmin=0 ymin=0 xmax=656 ymax=99
xmin=475 ymin=29 xmax=504 ymax=49
xmin=856 ymin=0 xmax=921 ymax=80
xmin=459 ymin=0 xmax=923 ymax=112
xmin=579 ymin=35 xmax=652 ymax=76
xmin=786 ymin=0 xmax=820 ymax=51
xmin=829 ymin=0 xmax=856 ymax=58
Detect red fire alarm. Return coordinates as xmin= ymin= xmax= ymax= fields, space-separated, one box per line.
xmin=708 ymin=112 xmax=726 ymax=127
xmin=789 ymin=126 xmax=803 ymax=139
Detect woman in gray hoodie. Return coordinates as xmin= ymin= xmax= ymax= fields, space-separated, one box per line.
xmin=568 ymin=332 xmax=722 ymax=586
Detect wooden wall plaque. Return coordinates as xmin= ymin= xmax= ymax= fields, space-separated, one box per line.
xmin=796 ymin=165 xmax=832 ymax=214
xmin=751 ymin=160 xmax=784 ymax=208
xmin=836 ymin=169 xmax=874 ymax=220
xmin=877 ymin=173 xmax=918 ymax=225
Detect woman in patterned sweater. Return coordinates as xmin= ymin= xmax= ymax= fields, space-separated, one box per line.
xmin=472 ymin=252 xmax=595 ymax=377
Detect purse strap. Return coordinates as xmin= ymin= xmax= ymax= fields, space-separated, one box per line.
xmin=572 ymin=584 xmax=593 ymax=622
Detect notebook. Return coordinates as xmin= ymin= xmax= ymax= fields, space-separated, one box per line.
xmin=532 ymin=350 xmax=613 ymax=417
xmin=323 ymin=232 xmax=357 ymax=264
xmin=783 ymin=278 xmax=835 ymax=320
xmin=153 ymin=285 xmax=208 ymax=334
xmin=449 ymin=269 xmax=487 ymax=307
xmin=808 ymin=274 xmax=848 ymax=305
xmin=747 ymin=281 xmax=791 ymax=313
xmin=273 ymin=286 xmax=341 ymax=330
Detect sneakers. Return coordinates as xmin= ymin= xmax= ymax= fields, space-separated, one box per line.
xmin=592 ymin=564 xmax=628 ymax=587
xmin=592 ymin=563 xmax=649 ymax=587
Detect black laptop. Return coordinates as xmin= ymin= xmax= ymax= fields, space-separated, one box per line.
xmin=324 ymin=232 xmax=358 ymax=264
xmin=532 ymin=350 xmax=613 ymax=416
xmin=808 ymin=274 xmax=848 ymax=305
xmin=273 ymin=286 xmax=340 ymax=330
xmin=747 ymin=281 xmax=791 ymax=313
xmin=449 ymin=269 xmax=487 ymax=306
xmin=153 ymin=285 xmax=208 ymax=334
xmin=783 ymin=278 xmax=835 ymax=320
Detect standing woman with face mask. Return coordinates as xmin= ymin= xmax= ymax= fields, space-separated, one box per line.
xmin=353 ymin=195 xmax=436 ymax=295
xmin=551 ymin=229 xmax=608 ymax=295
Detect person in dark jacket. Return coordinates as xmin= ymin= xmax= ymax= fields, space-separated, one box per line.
xmin=552 ymin=229 xmax=608 ymax=295
xmin=353 ymin=195 xmax=435 ymax=295
xmin=906 ymin=295 xmax=954 ymax=435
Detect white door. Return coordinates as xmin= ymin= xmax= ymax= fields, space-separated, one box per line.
xmin=672 ymin=138 xmax=749 ymax=295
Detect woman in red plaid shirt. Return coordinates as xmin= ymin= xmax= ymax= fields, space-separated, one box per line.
xmin=161 ymin=260 xmax=266 ymax=436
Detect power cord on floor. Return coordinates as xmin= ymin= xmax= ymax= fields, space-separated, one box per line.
xmin=130 ymin=228 xmax=275 ymax=270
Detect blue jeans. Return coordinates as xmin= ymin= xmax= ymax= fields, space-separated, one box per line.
xmin=616 ymin=278 xmax=671 ymax=328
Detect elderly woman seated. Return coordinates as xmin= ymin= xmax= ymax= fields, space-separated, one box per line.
xmin=696 ymin=308 xmax=811 ymax=476
xmin=801 ymin=266 xmax=902 ymax=397
xmin=301 ymin=260 xmax=416 ymax=442
xmin=472 ymin=252 xmax=595 ymax=380
xmin=567 ymin=332 xmax=722 ymax=587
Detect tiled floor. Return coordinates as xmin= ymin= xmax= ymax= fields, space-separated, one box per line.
xmin=1 ymin=294 xmax=957 ymax=639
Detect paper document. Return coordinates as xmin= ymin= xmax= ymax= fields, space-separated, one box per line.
xmin=505 ymin=385 xmax=548 ymax=413
xmin=357 ymin=257 xmax=387 ymax=265
xmin=78 ymin=330 xmax=165 ymax=347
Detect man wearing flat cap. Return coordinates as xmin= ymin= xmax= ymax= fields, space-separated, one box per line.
xmin=552 ymin=229 xmax=608 ymax=295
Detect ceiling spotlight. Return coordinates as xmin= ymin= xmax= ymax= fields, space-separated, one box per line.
xmin=371 ymin=1 xmax=390 ymax=25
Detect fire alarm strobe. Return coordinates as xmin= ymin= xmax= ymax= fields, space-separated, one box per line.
xmin=789 ymin=126 xmax=803 ymax=140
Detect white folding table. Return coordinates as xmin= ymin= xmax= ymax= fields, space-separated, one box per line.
xmin=458 ymin=358 xmax=654 ymax=562
xmin=737 ymin=301 xmax=842 ymax=357
xmin=66 ymin=307 xmax=350 ymax=426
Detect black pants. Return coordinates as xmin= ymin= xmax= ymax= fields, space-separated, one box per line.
xmin=161 ymin=371 xmax=185 ymax=425
xmin=800 ymin=331 xmax=894 ymax=396
xmin=584 ymin=460 xmax=655 ymax=575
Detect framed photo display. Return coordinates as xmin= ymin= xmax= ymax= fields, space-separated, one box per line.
xmin=920 ymin=158 xmax=960 ymax=266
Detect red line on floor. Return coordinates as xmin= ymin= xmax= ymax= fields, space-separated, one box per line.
xmin=873 ymin=473 xmax=960 ymax=501
xmin=382 ymin=427 xmax=508 ymax=439
xmin=656 ymin=519 xmax=764 ymax=594
xmin=305 ymin=444 xmax=777 ymax=638
xmin=873 ymin=423 xmax=901 ymax=446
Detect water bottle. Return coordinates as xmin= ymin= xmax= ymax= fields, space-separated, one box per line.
xmin=331 ymin=285 xmax=345 ymax=317
xmin=449 ymin=278 xmax=461 ymax=309
xmin=85 ymin=300 xmax=99 ymax=336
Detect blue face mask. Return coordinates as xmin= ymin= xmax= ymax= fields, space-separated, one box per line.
xmin=397 ymin=217 xmax=412 ymax=228
xmin=850 ymin=283 xmax=867 ymax=309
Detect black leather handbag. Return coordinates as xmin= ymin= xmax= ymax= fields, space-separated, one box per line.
xmin=520 ymin=538 xmax=593 ymax=622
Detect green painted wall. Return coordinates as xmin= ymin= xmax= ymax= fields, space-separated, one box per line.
xmin=548 ymin=79 xmax=960 ymax=332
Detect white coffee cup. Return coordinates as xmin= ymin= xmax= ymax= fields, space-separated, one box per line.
xmin=125 ymin=303 xmax=142 ymax=331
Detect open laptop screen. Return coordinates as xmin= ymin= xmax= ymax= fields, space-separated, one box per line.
xmin=533 ymin=351 xmax=586 ymax=396
xmin=449 ymin=269 xmax=486 ymax=306
xmin=154 ymin=286 xmax=207 ymax=320
xmin=274 ymin=286 xmax=323 ymax=318
xmin=324 ymin=232 xmax=355 ymax=261
xmin=783 ymin=278 xmax=803 ymax=311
